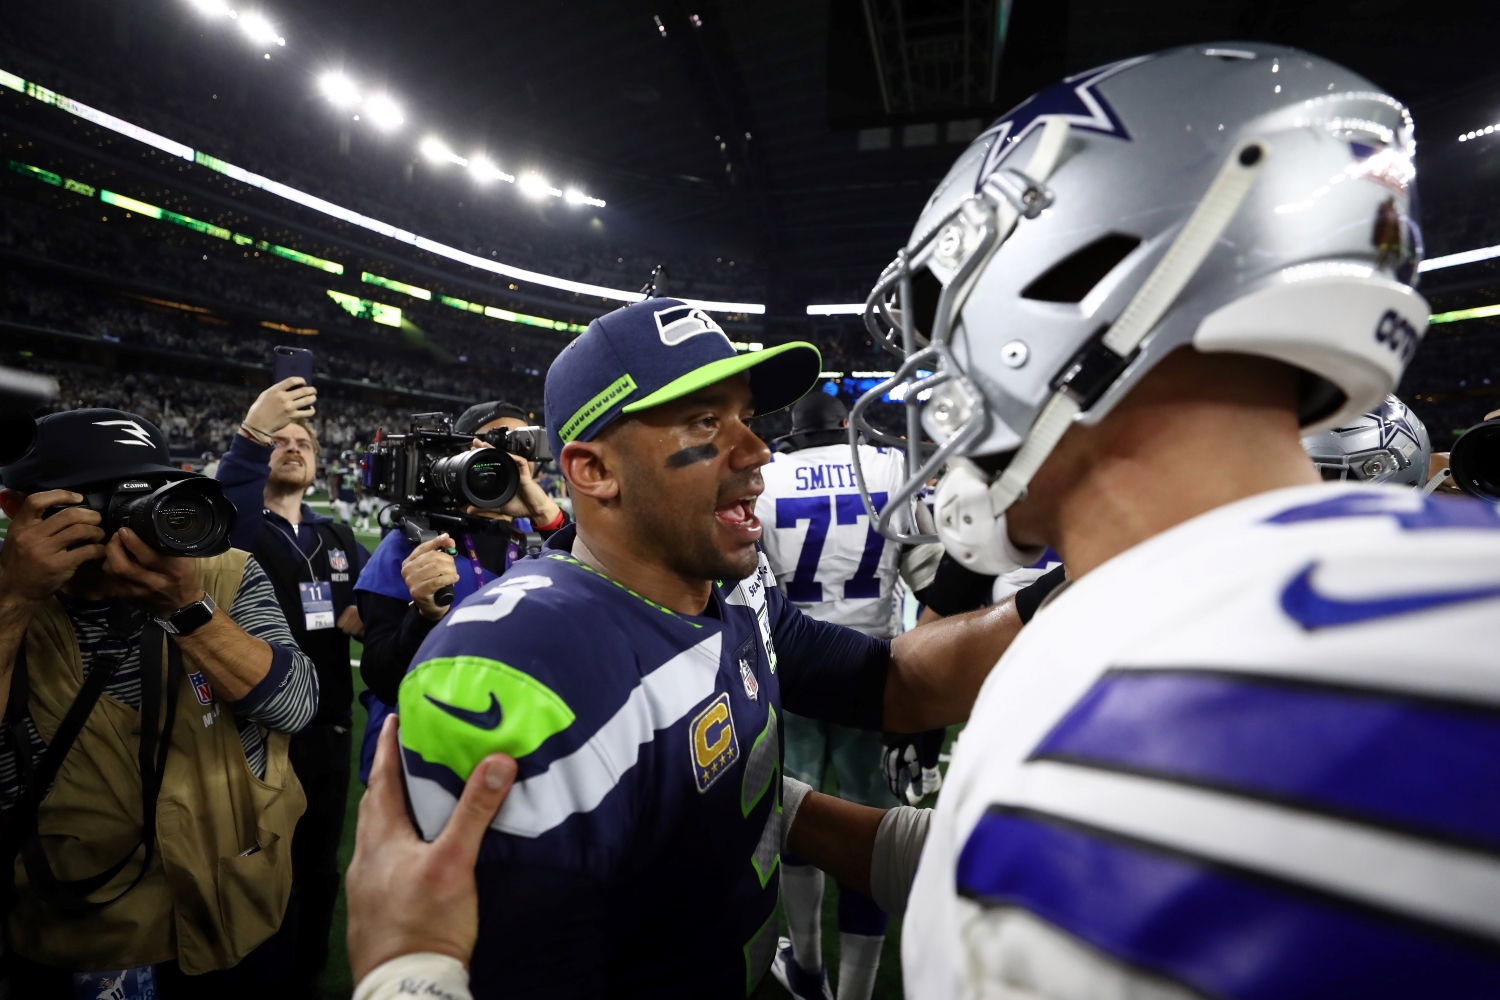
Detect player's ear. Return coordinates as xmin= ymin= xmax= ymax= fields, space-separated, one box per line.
xmin=559 ymin=440 xmax=620 ymax=502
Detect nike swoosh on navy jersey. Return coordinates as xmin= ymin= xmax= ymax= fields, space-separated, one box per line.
xmin=424 ymin=692 xmax=503 ymax=730
xmin=1280 ymin=562 xmax=1500 ymax=629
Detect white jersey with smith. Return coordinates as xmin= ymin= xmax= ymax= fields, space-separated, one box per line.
xmin=760 ymin=443 xmax=910 ymax=638
xmin=903 ymin=484 xmax=1500 ymax=999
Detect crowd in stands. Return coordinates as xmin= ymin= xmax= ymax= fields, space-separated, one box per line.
xmin=0 ymin=43 xmax=770 ymax=309
xmin=18 ymin=362 xmax=395 ymax=456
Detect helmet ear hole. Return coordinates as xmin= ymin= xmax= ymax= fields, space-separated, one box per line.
xmin=1021 ymin=233 xmax=1142 ymax=303
xmin=910 ymin=267 xmax=944 ymax=340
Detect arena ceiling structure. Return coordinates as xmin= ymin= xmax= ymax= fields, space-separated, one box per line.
xmin=2 ymin=0 xmax=1499 ymax=343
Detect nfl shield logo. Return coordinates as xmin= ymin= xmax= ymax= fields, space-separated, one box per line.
xmin=328 ymin=548 xmax=349 ymax=572
xmin=189 ymin=671 xmax=213 ymax=706
xmin=739 ymin=657 xmax=759 ymax=701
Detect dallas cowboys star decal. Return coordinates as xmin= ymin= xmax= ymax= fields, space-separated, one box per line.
xmin=1370 ymin=397 xmax=1423 ymax=452
xmin=974 ymin=54 xmax=1153 ymax=192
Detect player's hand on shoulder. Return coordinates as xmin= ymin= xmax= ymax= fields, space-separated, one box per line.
xmin=347 ymin=714 xmax=517 ymax=983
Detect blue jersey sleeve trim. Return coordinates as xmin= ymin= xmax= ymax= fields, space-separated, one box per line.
xmin=355 ymin=529 xmax=416 ymax=601
xmin=956 ymin=807 xmax=1500 ymax=999
xmin=1031 ymin=669 xmax=1500 ymax=855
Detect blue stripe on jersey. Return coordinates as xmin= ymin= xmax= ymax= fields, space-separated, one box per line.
xmin=1265 ymin=492 xmax=1500 ymax=531
xmin=955 ymin=808 xmax=1500 ymax=999
xmin=1030 ymin=670 xmax=1500 ymax=854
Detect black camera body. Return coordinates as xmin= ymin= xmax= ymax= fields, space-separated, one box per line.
xmin=363 ymin=412 xmax=525 ymax=511
xmin=478 ymin=424 xmax=552 ymax=464
xmin=1449 ymin=417 xmax=1500 ymax=502
xmin=49 ymin=475 xmax=237 ymax=557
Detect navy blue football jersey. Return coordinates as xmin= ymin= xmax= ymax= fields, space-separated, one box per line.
xmin=398 ymin=527 xmax=890 ymax=998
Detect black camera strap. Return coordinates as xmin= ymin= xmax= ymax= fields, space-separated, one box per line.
xmin=0 ymin=620 xmax=180 ymax=916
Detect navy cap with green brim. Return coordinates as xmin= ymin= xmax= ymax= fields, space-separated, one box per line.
xmin=544 ymin=298 xmax=821 ymax=458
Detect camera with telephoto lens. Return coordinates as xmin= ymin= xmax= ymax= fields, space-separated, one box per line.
xmin=46 ymin=475 xmax=237 ymax=557
xmin=362 ymin=412 xmax=521 ymax=511
xmin=1449 ymin=417 xmax=1500 ymax=502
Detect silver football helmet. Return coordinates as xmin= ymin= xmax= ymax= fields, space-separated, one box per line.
xmin=847 ymin=43 xmax=1429 ymax=572
xmin=1302 ymin=394 xmax=1432 ymax=488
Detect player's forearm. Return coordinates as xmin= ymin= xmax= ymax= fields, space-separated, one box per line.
xmin=884 ymin=596 xmax=1023 ymax=731
xmin=786 ymin=789 xmax=886 ymax=897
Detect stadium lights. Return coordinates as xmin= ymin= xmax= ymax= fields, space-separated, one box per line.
xmin=1419 ymin=243 xmax=1500 ymax=272
xmin=806 ymin=303 xmax=864 ymax=315
xmin=188 ymin=0 xmax=235 ymax=17
xmin=518 ymin=173 xmax=562 ymax=200
xmin=364 ymin=95 xmax=404 ymax=130
xmin=1457 ymin=124 xmax=1500 ymax=141
xmin=420 ymin=138 xmax=467 ymax=166
xmin=238 ymin=12 xmax=284 ymax=47
xmin=564 ymin=188 xmax=606 ymax=208
xmin=470 ymin=158 xmax=515 ymax=184
xmin=320 ymin=73 xmax=361 ymax=108
xmin=1 ymin=68 xmax=760 ymax=312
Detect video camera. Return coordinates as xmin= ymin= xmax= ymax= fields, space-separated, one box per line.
xmin=363 ymin=412 xmax=550 ymax=607
xmin=363 ymin=412 xmax=543 ymax=512
xmin=1449 ymin=417 xmax=1500 ymax=502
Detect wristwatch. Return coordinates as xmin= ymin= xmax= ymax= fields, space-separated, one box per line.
xmin=156 ymin=592 xmax=217 ymax=636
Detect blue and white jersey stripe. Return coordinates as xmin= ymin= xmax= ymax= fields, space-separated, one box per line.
xmin=903 ymin=485 xmax=1500 ymax=1000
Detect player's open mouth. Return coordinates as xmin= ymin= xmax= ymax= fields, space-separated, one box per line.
xmin=714 ymin=494 xmax=761 ymax=540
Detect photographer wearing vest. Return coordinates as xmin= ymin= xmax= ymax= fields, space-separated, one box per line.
xmin=0 ymin=408 xmax=316 ymax=995
xmin=216 ymin=378 xmax=370 ymax=994
xmin=353 ymin=400 xmax=566 ymax=782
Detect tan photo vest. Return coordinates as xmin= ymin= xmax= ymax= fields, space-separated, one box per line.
xmin=7 ymin=549 xmax=307 ymax=974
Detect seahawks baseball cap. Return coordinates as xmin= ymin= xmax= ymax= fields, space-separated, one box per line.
xmin=544 ymin=298 xmax=821 ymax=458
xmin=2 ymin=408 xmax=186 ymax=492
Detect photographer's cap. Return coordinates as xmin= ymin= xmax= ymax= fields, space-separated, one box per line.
xmin=544 ymin=299 xmax=821 ymax=458
xmin=2 ymin=408 xmax=184 ymax=492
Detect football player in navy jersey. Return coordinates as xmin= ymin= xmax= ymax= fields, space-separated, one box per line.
xmin=394 ymin=297 xmax=1032 ymax=999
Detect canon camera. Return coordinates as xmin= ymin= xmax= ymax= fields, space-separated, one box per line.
xmin=47 ymin=475 xmax=237 ymax=557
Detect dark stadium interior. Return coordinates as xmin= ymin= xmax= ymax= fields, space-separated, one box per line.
xmin=3 ymin=0 xmax=1499 ymax=453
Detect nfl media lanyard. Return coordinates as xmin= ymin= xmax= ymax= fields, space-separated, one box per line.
xmin=461 ymin=533 xmax=487 ymax=591
xmin=271 ymin=518 xmax=325 ymax=582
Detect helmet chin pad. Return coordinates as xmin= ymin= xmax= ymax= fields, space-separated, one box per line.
xmin=933 ymin=460 xmax=1046 ymax=576
xmin=1192 ymin=267 xmax=1427 ymax=434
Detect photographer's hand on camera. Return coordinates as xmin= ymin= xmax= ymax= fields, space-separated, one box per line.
xmin=492 ymin=450 xmax=562 ymax=525
xmin=101 ymin=526 xmax=205 ymax=618
xmin=402 ymin=534 xmax=461 ymax=621
xmin=0 ymin=491 xmax=108 ymax=715
xmin=240 ymin=376 xmax=317 ymax=444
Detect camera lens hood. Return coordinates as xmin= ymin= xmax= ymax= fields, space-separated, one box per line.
xmin=1449 ymin=417 xmax=1500 ymax=502
xmin=124 ymin=477 xmax=238 ymax=557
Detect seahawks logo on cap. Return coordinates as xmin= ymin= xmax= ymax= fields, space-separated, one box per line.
xmin=92 ymin=419 xmax=154 ymax=448
xmin=654 ymin=304 xmax=731 ymax=348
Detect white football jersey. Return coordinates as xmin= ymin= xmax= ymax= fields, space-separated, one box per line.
xmin=760 ymin=443 xmax=910 ymax=638
xmin=903 ymin=484 xmax=1500 ymax=999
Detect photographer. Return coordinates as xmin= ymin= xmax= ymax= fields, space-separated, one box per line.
xmin=353 ymin=402 xmax=565 ymax=778
xmin=214 ymin=376 xmax=370 ymax=993
xmin=0 ymin=408 xmax=316 ymax=993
